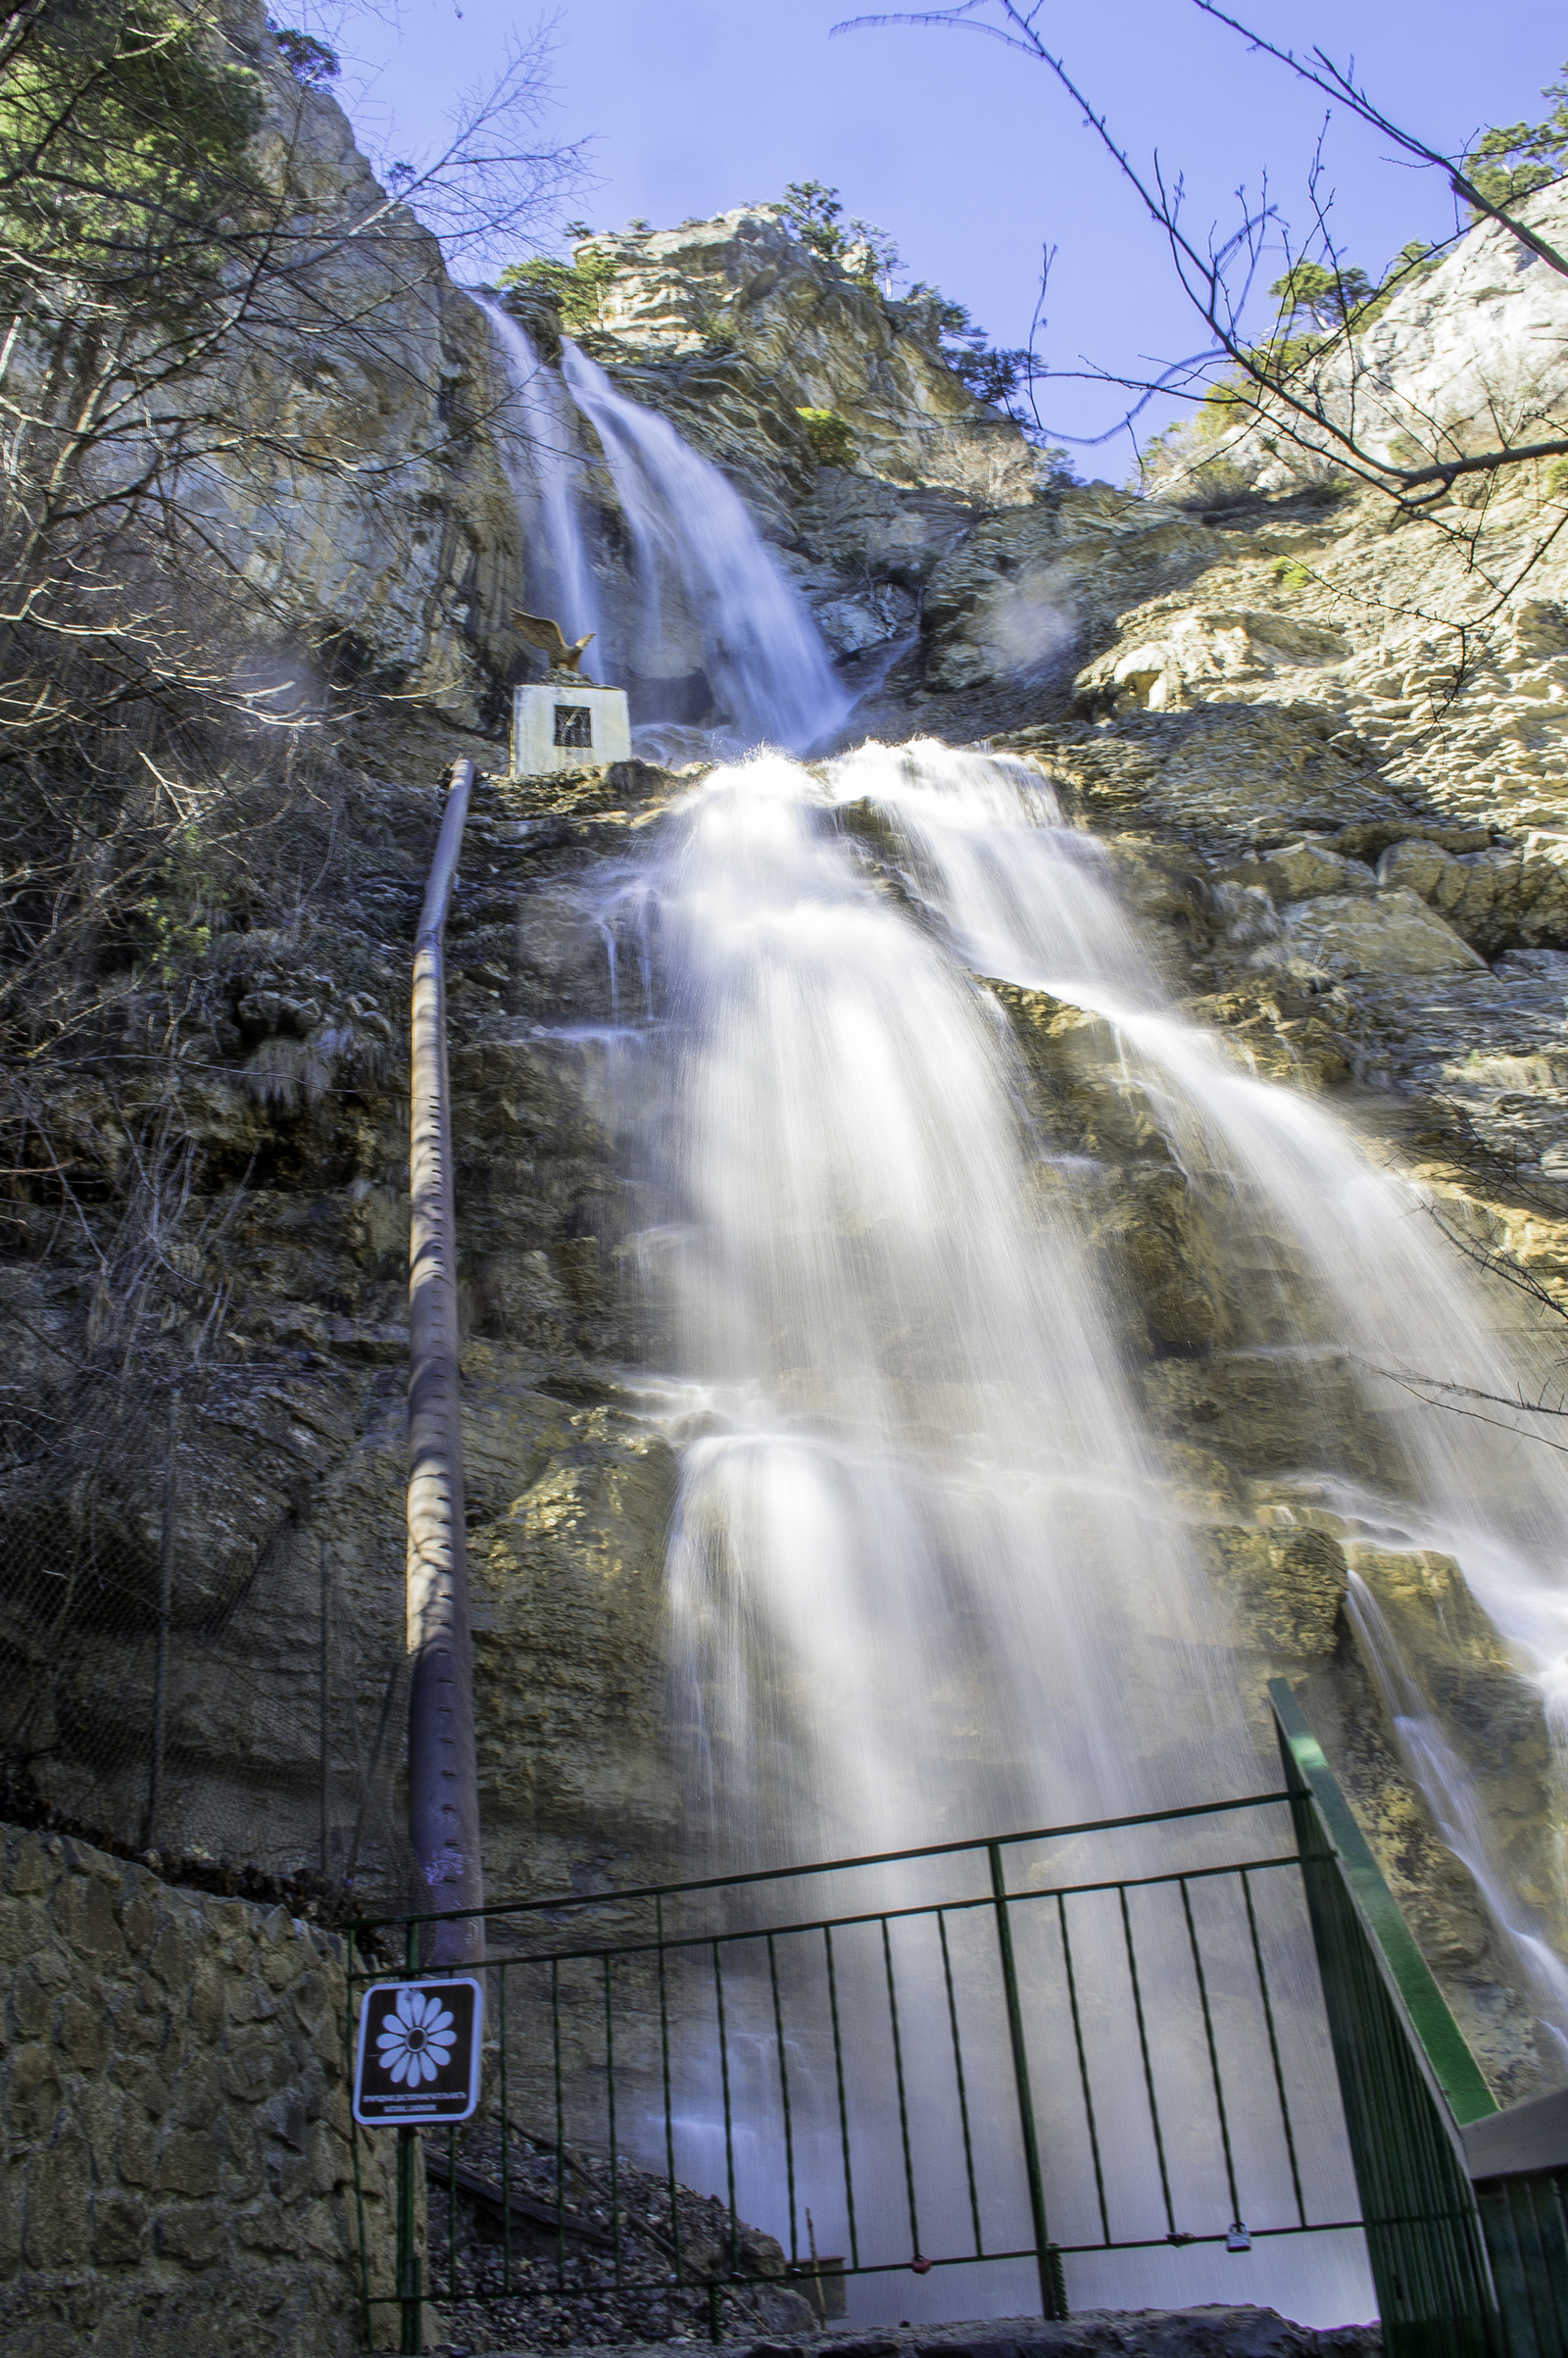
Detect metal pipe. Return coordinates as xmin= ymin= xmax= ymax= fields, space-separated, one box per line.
xmin=989 ymin=1839 xmax=1066 ymax=2320
xmin=406 ymin=758 xmax=484 ymax=1962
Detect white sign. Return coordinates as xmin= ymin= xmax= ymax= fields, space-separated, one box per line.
xmin=352 ymin=1977 xmax=484 ymax=2126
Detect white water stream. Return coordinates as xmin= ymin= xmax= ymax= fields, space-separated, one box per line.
xmin=559 ymin=342 xmax=848 ymax=755
xmin=481 ymin=298 xmax=847 ymax=752
xmin=483 ymin=320 xmax=1568 ymax=2322
xmin=476 ymin=300 xmax=603 ymax=664
xmin=620 ymin=742 xmax=1568 ymax=2325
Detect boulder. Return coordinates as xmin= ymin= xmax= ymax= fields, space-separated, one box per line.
xmin=1278 ymin=886 xmax=1488 ymax=977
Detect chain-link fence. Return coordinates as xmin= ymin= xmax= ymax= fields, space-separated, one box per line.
xmin=0 ymin=1346 xmax=416 ymax=1915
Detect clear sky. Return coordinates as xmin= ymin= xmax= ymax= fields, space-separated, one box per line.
xmin=323 ymin=0 xmax=1565 ymax=471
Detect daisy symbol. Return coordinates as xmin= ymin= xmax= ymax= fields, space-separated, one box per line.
xmin=376 ymin=1986 xmax=458 ymax=2087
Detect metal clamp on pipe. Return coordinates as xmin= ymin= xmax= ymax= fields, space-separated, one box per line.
xmin=407 ymin=758 xmax=484 ymax=1963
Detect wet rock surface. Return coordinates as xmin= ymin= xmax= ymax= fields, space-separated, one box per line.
xmin=420 ymin=2122 xmax=815 ymax=2352
xmin=428 ymin=2306 xmax=1380 ymax=2358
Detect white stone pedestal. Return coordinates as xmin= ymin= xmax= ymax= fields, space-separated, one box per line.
xmin=511 ymin=681 xmax=631 ymax=776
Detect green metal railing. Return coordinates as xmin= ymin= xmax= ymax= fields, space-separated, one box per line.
xmin=1270 ymin=1681 xmax=1501 ymax=2358
xmin=347 ymin=1788 xmax=1369 ymax=2350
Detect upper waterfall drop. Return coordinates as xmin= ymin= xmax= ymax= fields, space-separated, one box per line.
xmin=558 ymin=341 xmax=849 ymax=755
xmin=481 ymin=302 xmax=848 ymax=753
xmin=475 ymin=297 xmax=603 ymax=669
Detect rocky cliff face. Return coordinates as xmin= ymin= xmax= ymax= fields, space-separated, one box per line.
xmin=578 ymin=209 xmax=1028 ymax=514
xmin=9 ymin=40 xmax=1568 ymax=2118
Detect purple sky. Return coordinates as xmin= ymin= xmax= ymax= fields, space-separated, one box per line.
xmin=322 ymin=0 xmax=1564 ymax=471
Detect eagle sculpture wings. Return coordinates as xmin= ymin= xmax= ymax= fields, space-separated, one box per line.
xmin=513 ymin=611 xmax=595 ymax=674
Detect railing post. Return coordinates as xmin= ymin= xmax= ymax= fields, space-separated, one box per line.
xmin=1269 ymin=1680 xmax=1499 ymax=2358
xmin=318 ymin=1539 xmax=331 ymax=1876
xmin=407 ymin=758 xmax=485 ymax=1965
xmin=397 ymin=2125 xmax=422 ymax=2354
xmin=397 ymin=1915 xmax=424 ymax=2352
xmin=989 ymin=1840 xmax=1067 ymax=2319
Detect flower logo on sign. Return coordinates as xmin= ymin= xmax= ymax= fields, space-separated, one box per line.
xmin=375 ymin=1988 xmax=458 ymax=2086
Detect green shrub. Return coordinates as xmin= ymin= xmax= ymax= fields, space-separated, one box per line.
xmin=797 ymin=407 xmax=856 ymax=467
xmin=497 ymin=247 xmax=618 ymax=329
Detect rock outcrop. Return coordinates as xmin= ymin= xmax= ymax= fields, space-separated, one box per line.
xmin=578 ymin=209 xmax=1027 ymax=515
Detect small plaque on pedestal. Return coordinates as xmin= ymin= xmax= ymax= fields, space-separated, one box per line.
xmin=512 ymin=681 xmax=631 ymax=777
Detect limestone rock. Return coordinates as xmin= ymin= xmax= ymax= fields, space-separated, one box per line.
xmin=1204 ymin=179 xmax=1568 ymax=496
xmin=922 ymin=487 xmax=1216 ymax=693
xmin=1204 ymin=1525 xmax=1349 ymax=1659
xmin=1376 ymin=830 xmax=1568 ymax=954
xmin=1277 ymin=886 xmax=1488 ymax=978
xmin=1255 ymin=838 xmax=1375 ymax=900
xmin=1348 ymin=1548 xmax=1559 ymax=1941
xmin=1077 ymin=605 xmax=1349 ymax=713
xmin=582 ymin=210 xmax=1022 ymax=509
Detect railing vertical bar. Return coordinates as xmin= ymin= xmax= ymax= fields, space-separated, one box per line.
xmin=881 ymin=1915 xmax=922 ymax=2259
xmin=713 ymin=1940 xmax=739 ymax=2276
xmin=1180 ymin=1876 xmax=1242 ymax=2225
xmin=604 ymin=1953 xmax=622 ymax=2287
xmin=766 ymin=1932 xmax=800 ymax=2263
xmin=823 ymin=1923 xmax=860 ymax=2270
xmin=658 ymin=1895 xmax=684 ymax=2285
xmin=500 ymin=1964 xmax=512 ymax=2295
xmin=989 ymin=1842 xmax=1065 ymax=2318
xmin=1057 ymin=1891 xmax=1111 ymax=2245
xmin=141 ymin=1389 xmax=179 ymax=1850
xmin=1241 ymin=1867 xmax=1307 ymax=2228
xmin=347 ymin=1929 xmax=373 ymax=2347
xmin=448 ymin=2121 xmax=459 ymax=2302
xmin=552 ymin=1958 xmax=566 ymax=2289
xmin=937 ymin=1908 xmax=985 ymax=2257
xmin=1118 ymin=1883 xmax=1176 ymax=2236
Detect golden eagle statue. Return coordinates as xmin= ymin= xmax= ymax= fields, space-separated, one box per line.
xmin=513 ymin=611 xmax=596 ymax=675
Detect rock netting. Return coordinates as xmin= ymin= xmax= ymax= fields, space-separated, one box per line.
xmin=0 ymin=1822 xmax=399 ymax=2358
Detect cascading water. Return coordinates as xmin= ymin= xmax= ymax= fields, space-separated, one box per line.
xmin=652 ymin=748 xmax=1252 ymax=1850
xmin=606 ymin=742 xmax=1377 ymax=2323
xmin=592 ymin=738 xmax=1568 ymax=2325
xmin=478 ymin=297 xmax=848 ymax=754
xmin=558 ymin=342 xmax=848 ymax=755
xmin=481 ymin=316 xmax=1566 ymax=2323
xmin=476 ymin=299 xmax=602 ymax=662
xmin=798 ymin=740 xmax=1568 ymax=2011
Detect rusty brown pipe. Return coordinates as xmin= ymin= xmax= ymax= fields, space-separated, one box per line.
xmin=406 ymin=758 xmax=484 ymax=1963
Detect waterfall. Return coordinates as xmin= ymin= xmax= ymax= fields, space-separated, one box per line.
xmin=614 ymin=739 xmax=1402 ymax=2326
xmin=481 ymin=312 xmax=1568 ymax=2318
xmin=558 ymin=341 xmax=849 ymax=755
xmin=648 ymin=746 xmax=1252 ymax=1847
xmin=793 ymin=739 xmax=1568 ymax=1997
xmin=479 ymin=296 xmax=847 ymax=755
xmin=475 ymin=298 xmax=602 ymax=663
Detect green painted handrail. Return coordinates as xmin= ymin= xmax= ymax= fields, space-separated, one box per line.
xmin=1269 ymin=1678 xmax=1497 ymax=2128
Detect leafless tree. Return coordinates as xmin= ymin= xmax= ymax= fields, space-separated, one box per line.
xmin=0 ymin=0 xmax=582 ymax=1291
xmin=835 ymin=0 xmax=1568 ymax=513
